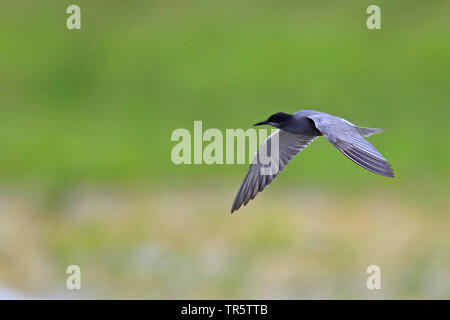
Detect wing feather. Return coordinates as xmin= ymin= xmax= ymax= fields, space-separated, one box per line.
xmin=231 ymin=130 xmax=317 ymax=213
xmin=307 ymin=114 xmax=394 ymax=178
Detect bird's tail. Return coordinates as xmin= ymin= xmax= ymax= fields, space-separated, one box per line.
xmin=353 ymin=126 xmax=384 ymax=137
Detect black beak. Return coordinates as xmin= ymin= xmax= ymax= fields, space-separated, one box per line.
xmin=253 ymin=120 xmax=267 ymax=126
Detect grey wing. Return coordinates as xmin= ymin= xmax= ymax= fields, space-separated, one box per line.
xmin=307 ymin=114 xmax=394 ymax=178
xmin=231 ymin=130 xmax=318 ymax=213
xmin=340 ymin=118 xmax=384 ymax=137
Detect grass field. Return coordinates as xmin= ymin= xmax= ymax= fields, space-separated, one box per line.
xmin=0 ymin=186 xmax=448 ymax=299
xmin=0 ymin=1 xmax=449 ymax=298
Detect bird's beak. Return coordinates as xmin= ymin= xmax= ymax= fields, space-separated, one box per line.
xmin=253 ymin=120 xmax=267 ymax=126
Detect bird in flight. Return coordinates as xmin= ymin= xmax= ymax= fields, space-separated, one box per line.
xmin=231 ymin=110 xmax=394 ymax=213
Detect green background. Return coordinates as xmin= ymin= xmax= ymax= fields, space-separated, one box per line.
xmin=0 ymin=1 xmax=448 ymax=298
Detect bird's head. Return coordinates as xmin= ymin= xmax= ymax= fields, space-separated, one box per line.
xmin=253 ymin=112 xmax=292 ymax=129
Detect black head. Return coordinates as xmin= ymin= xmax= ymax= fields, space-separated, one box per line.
xmin=253 ymin=112 xmax=293 ymax=128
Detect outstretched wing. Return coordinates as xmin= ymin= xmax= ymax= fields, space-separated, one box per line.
xmin=231 ymin=130 xmax=318 ymax=213
xmin=307 ymin=114 xmax=394 ymax=178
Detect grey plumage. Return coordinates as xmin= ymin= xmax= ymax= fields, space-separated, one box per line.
xmin=231 ymin=110 xmax=394 ymax=213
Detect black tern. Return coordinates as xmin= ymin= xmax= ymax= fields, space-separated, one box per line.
xmin=231 ymin=110 xmax=394 ymax=213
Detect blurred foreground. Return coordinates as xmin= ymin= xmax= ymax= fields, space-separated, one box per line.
xmin=0 ymin=185 xmax=448 ymax=299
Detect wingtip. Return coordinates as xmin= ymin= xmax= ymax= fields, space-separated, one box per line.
xmin=381 ymin=166 xmax=394 ymax=178
xmin=386 ymin=164 xmax=395 ymax=178
xmin=231 ymin=204 xmax=242 ymax=213
xmin=379 ymin=166 xmax=394 ymax=178
xmin=231 ymin=200 xmax=244 ymax=214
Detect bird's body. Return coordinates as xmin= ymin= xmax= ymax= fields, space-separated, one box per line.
xmin=280 ymin=110 xmax=323 ymax=135
xmin=231 ymin=110 xmax=394 ymax=213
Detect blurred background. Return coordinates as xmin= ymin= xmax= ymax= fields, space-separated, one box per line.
xmin=0 ymin=0 xmax=449 ymax=299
